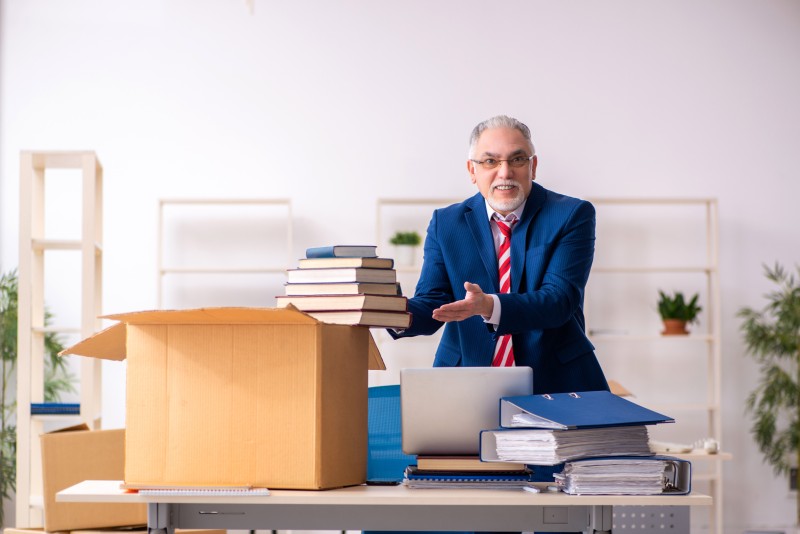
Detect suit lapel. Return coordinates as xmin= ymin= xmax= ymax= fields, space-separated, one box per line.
xmin=464 ymin=193 xmax=499 ymax=292
xmin=511 ymin=182 xmax=544 ymax=292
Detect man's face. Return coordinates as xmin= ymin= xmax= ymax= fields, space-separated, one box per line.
xmin=467 ymin=127 xmax=537 ymax=216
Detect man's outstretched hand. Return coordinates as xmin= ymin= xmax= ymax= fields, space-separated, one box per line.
xmin=431 ymin=281 xmax=494 ymax=322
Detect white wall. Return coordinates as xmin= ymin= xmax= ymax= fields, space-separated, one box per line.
xmin=1 ymin=0 xmax=799 ymax=531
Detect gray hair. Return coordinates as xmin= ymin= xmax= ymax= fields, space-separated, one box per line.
xmin=468 ymin=115 xmax=536 ymax=158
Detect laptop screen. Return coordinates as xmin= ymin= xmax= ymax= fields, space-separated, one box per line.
xmin=400 ymin=367 xmax=533 ymax=455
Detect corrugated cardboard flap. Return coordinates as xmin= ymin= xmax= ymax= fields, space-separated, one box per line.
xmin=104 ymin=306 xmax=320 ymax=325
xmin=59 ymin=322 xmax=127 ymax=361
xmin=60 ymin=306 xmax=387 ymax=369
xmin=368 ymin=332 xmax=385 ymax=371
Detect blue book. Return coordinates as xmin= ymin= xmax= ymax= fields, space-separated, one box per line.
xmin=306 ymin=245 xmax=377 ymax=258
xmin=500 ymin=390 xmax=674 ymax=429
xmin=31 ymin=403 xmax=80 ymax=415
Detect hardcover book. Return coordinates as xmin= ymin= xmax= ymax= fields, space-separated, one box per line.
xmin=306 ymin=245 xmax=378 ymax=258
xmin=306 ymin=309 xmax=411 ymax=328
xmin=287 ymin=267 xmax=397 ymax=284
xmin=284 ymin=282 xmax=401 ymax=296
xmin=298 ymin=257 xmax=394 ymax=269
xmin=276 ymin=294 xmax=408 ymax=312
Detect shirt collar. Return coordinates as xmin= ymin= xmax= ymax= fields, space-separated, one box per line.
xmin=483 ymin=197 xmax=527 ymax=224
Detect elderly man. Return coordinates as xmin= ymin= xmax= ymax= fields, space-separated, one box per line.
xmin=391 ymin=114 xmax=608 ymax=395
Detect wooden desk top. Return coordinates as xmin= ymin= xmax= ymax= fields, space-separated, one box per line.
xmin=58 ymin=479 xmax=712 ymax=507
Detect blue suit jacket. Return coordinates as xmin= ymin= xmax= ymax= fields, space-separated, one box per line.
xmin=391 ymin=182 xmax=608 ymax=395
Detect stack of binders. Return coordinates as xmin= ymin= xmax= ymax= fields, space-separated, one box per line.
xmin=278 ymin=245 xmax=411 ymax=328
xmin=478 ymin=390 xmax=692 ymax=495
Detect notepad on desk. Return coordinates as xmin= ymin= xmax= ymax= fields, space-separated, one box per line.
xmin=123 ymin=482 xmax=269 ymax=496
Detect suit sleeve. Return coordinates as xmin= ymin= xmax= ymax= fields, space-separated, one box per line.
xmin=495 ymin=200 xmax=595 ymax=335
xmin=388 ymin=210 xmax=454 ymax=338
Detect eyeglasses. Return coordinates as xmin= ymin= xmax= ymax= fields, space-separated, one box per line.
xmin=470 ymin=155 xmax=533 ymax=170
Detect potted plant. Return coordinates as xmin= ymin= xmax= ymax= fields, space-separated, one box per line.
xmin=389 ymin=231 xmax=421 ymax=267
xmin=657 ymin=290 xmax=702 ymax=335
xmin=738 ymin=263 xmax=800 ymax=524
xmin=1 ymin=269 xmax=74 ymax=527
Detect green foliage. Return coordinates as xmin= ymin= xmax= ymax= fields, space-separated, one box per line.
xmin=738 ymin=264 xmax=800 ymax=478
xmin=0 ymin=270 xmax=75 ymax=527
xmin=657 ymin=290 xmax=702 ymax=323
xmin=389 ymin=231 xmax=421 ymax=246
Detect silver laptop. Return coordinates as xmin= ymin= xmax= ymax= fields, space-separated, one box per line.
xmin=400 ymin=367 xmax=533 ymax=455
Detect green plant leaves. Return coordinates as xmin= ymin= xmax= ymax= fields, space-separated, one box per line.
xmin=657 ymin=290 xmax=702 ymax=323
xmin=0 ymin=269 xmax=75 ymax=527
xmin=738 ymin=263 xmax=800 ymax=478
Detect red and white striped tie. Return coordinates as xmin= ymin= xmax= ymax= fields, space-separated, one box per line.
xmin=492 ymin=216 xmax=516 ymax=367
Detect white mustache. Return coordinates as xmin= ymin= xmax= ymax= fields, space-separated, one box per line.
xmin=491 ymin=181 xmax=518 ymax=191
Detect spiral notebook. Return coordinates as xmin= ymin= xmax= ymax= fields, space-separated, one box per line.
xmin=126 ymin=483 xmax=270 ymax=496
xmin=403 ymin=466 xmax=533 ymax=489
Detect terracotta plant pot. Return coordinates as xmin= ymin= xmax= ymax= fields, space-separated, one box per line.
xmin=661 ymin=319 xmax=689 ymax=335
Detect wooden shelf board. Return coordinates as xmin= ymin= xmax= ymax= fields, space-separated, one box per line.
xmin=160 ymin=267 xmax=286 ymax=275
xmin=31 ymin=326 xmax=81 ymax=334
xmin=28 ymin=150 xmax=98 ymax=170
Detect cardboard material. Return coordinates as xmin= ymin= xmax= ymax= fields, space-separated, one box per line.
xmin=40 ymin=425 xmax=147 ymax=532
xmin=61 ymin=307 xmax=385 ymax=490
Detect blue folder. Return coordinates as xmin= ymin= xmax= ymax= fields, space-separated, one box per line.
xmin=499 ymin=390 xmax=674 ymax=429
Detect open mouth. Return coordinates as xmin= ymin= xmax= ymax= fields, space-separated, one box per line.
xmin=493 ymin=184 xmax=517 ymax=192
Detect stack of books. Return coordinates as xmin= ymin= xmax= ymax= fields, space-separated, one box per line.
xmin=278 ymin=245 xmax=411 ymax=329
xmin=404 ymin=455 xmax=532 ymax=489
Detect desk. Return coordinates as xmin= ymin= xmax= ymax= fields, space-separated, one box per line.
xmin=58 ymin=480 xmax=711 ymax=534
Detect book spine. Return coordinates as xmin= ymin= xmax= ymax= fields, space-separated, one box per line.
xmin=305 ymin=246 xmax=337 ymax=258
xmin=30 ymin=403 xmax=81 ymax=415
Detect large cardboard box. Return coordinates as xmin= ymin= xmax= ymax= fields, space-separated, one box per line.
xmin=40 ymin=425 xmax=147 ymax=531
xmin=61 ymin=307 xmax=385 ymax=490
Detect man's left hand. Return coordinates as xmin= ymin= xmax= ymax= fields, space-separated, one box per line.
xmin=432 ymin=282 xmax=494 ymax=322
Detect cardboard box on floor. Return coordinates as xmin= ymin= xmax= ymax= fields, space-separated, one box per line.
xmin=60 ymin=307 xmax=386 ymax=490
xmin=40 ymin=425 xmax=147 ymax=532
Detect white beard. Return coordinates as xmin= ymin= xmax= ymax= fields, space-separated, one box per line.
xmin=487 ymin=187 xmax=526 ymax=214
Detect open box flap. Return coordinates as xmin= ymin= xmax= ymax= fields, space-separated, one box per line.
xmin=368 ymin=332 xmax=386 ymax=371
xmin=58 ymin=322 xmax=127 ymax=361
xmin=61 ymin=306 xmax=388 ymax=369
xmin=103 ymin=306 xmax=319 ymax=325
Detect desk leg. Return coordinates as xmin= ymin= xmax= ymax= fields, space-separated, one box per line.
xmin=587 ymin=505 xmax=612 ymax=534
xmin=148 ymin=503 xmax=174 ymax=534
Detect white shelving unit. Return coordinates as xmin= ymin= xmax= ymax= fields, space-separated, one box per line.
xmin=585 ymin=197 xmax=728 ymax=534
xmin=157 ymin=198 xmax=292 ymax=309
xmin=16 ymin=151 xmax=103 ymax=527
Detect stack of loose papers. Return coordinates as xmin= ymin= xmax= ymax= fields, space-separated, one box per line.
xmin=488 ymin=425 xmax=652 ymax=465
xmin=553 ymin=457 xmax=670 ymax=495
